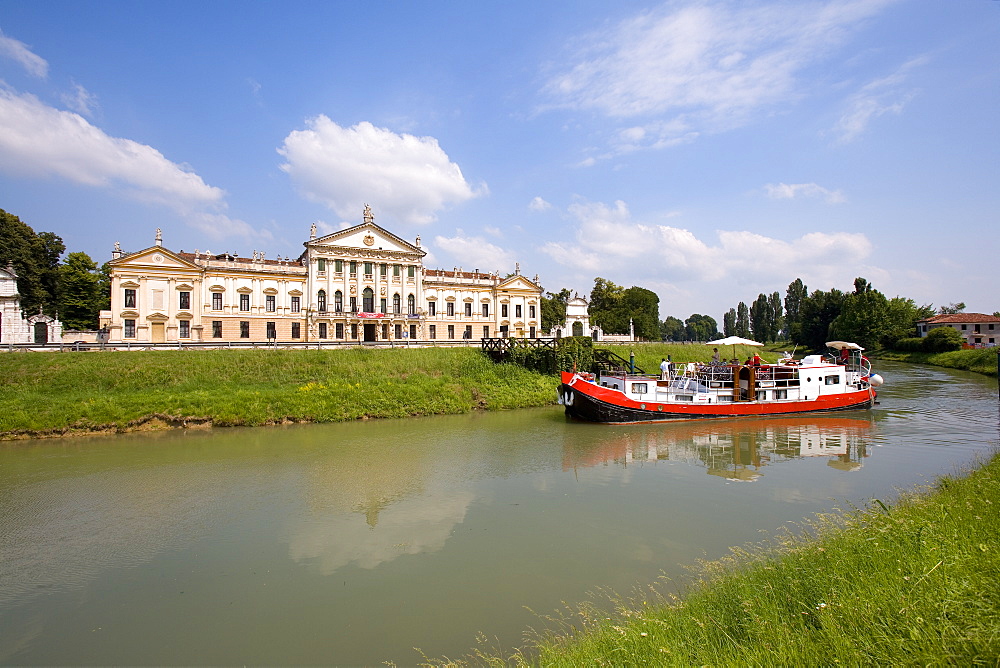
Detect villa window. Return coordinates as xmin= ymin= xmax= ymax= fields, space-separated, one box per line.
xmin=447 ymin=302 xmax=454 ymax=316
xmin=212 ymin=292 xmax=223 ymax=310
xmin=334 ymin=259 xmax=343 ymax=273
xmin=212 ymin=321 xmax=222 ymax=338
xmin=317 ymin=258 xmax=326 ymax=273
xmin=408 ymin=266 xmax=415 ymax=279
xmin=179 ymin=320 xmax=190 ymax=338
xmin=395 ymin=324 xmax=402 ymax=339
xmin=351 ymin=323 xmax=358 ymax=339
xmin=364 ymin=262 xmax=373 ymax=276
xmin=483 ymin=326 xmax=489 ymax=338
xmin=349 ymin=296 xmax=357 ymax=312
xmin=464 ymin=303 xmax=472 ymax=317
xmin=448 ymin=325 xmax=455 ymax=339
xmin=393 ymin=293 xmax=401 ymax=314
xmin=124 ymin=319 xmax=136 ymax=338
xmin=335 ymin=323 xmax=344 ymax=339
xmin=482 ymin=303 xmax=489 ymax=317
xmin=529 ymin=305 xmax=536 ymax=318
xmin=350 ymin=261 xmax=357 ymax=275
xmin=240 ymin=294 xmax=250 ymax=312
xmin=124 ymin=289 xmax=136 ymax=308
xmin=334 ymin=290 xmax=343 ymax=312
xmin=266 ymin=295 xmax=276 ymax=312
xmin=317 ymin=290 xmax=327 ymax=312
xmin=240 ymin=321 xmax=250 ymax=338
xmin=501 ymin=304 xmax=508 ymax=318
xmin=179 ymin=291 xmax=190 ymax=310
xmin=319 ymin=323 xmax=327 ymax=339
xmin=429 ymin=325 xmax=436 ymax=339
xmin=266 ymin=322 xmax=276 ymax=339
xmin=393 ymin=264 xmax=401 ymax=277
xmin=464 ymin=325 xmax=472 ymax=339
xmin=380 ymin=298 xmax=387 ymax=313
xmin=515 ymin=304 xmax=522 ymax=318
xmin=407 ymin=294 xmax=415 ymax=315
xmin=380 ymin=263 xmax=387 ymax=276
xmin=362 ymin=287 xmax=374 ymax=312
xmin=428 ymin=302 xmax=436 ymax=316
xmin=290 ymin=296 xmax=300 ymax=313
xmin=291 ymin=322 xmax=300 ymax=339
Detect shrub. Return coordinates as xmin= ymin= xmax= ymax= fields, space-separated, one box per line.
xmin=923 ymin=326 xmax=964 ymax=352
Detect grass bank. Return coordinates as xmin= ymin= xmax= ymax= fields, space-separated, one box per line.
xmin=880 ymin=347 xmax=998 ymax=377
xmin=0 ymin=347 xmax=559 ymax=439
xmin=448 ymin=452 xmax=1000 ymax=666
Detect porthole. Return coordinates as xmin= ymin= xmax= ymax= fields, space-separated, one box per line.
xmin=657 ymin=405 xmax=663 ymax=411
xmin=640 ymin=403 xmax=646 ymax=410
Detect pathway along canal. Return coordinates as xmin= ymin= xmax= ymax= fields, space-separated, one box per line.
xmin=1 ymin=361 xmax=997 ymax=665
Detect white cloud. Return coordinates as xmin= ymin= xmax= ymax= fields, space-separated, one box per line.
xmin=60 ymin=82 xmax=98 ymax=117
xmin=543 ymin=0 xmax=897 ymax=153
xmin=0 ymin=88 xmax=269 ymax=242
xmin=541 ymin=198 xmax=873 ymax=287
xmin=831 ymin=56 xmax=926 ymax=143
xmin=529 ymin=196 xmax=552 ymax=211
xmin=433 ymin=230 xmax=517 ymax=273
xmin=0 ymin=31 xmax=48 ymax=78
xmin=764 ymin=182 xmax=846 ymax=204
xmin=278 ymin=117 xmax=486 ymax=225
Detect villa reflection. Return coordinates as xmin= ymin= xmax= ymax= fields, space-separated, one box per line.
xmin=562 ymin=415 xmax=874 ymax=481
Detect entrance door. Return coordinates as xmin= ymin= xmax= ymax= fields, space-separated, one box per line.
xmin=151 ymin=322 xmax=166 ymax=343
xmin=33 ymin=322 xmax=48 ymax=344
xmin=363 ymin=324 xmax=376 ymax=342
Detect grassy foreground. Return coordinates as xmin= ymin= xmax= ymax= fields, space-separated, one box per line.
xmin=0 ymin=347 xmax=559 ymax=438
xmin=447 ymin=453 xmax=1000 ymax=666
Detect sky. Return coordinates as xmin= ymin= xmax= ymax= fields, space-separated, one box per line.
xmin=1 ymin=0 xmax=998 ymax=323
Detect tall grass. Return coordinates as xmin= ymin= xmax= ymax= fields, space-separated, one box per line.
xmin=0 ymin=347 xmax=559 ymax=436
xmin=440 ymin=453 xmax=1000 ymax=666
xmin=881 ymin=347 xmax=999 ymax=377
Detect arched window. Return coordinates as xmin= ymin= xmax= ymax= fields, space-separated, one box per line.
xmin=362 ymin=287 xmax=375 ymax=312
xmin=334 ymin=290 xmax=343 ymax=313
xmin=392 ymin=293 xmax=401 ymax=314
xmin=317 ymin=290 xmax=327 ymax=312
xmin=407 ymin=294 xmax=416 ymax=315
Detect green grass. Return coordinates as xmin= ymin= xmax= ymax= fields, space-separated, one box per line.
xmin=0 ymin=347 xmax=559 ymax=437
xmin=439 ymin=453 xmax=1000 ymax=667
xmin=880 ymin=347 xmax=999 ymax=377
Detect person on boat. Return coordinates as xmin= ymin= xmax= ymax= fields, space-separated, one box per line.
xmin=660 ymin=358 xmax=670 ymax=379
xmin=839 ymin=348 xmax=850 ymax=364
xmin=711 ymin=348 xmax=721 ymax=364
xmin=747 ymin=353 xmax=762 ymax=367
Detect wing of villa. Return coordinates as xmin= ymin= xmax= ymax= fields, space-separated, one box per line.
xmin=104 ymin=207 xmax=542 ymax=344
xmin=917 ymin=313 xmax=999 ymax=348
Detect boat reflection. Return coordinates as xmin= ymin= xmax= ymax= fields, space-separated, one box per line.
xmin=562 ymin=415 xmax=875 ymax=482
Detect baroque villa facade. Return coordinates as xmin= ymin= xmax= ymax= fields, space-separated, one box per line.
xmin=105 ymin=208 xmax=542 ymax=344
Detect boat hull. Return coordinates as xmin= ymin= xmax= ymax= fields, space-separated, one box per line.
xmin=558 ymin=380 xmax=874 ymax=424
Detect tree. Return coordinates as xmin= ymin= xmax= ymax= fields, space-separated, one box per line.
xmin=793 ymin=288 xmax=845 ymax=350
xmin=0 ymin=208 xmax=65 ymax=316
xmin=684 ymin=314 xmax=720 ymax=342
xmin=938 ymin=302 xmax=966 ymax=315
xmin=540 ymin=288 xmax=571 ymax=332
xmin=58 ymin=252 xmax=106 ymax=330
xmin=588 ymin=277 xmax=628 ymax=334
xmin=882 ymin=297 xmax=934 ymax=347
xmin=768 ymin=291 xmax=783 ymax=340
xmin=621 ymin=286 xmax=660 ymax=340
xmin=784 ymin=278 xmax=807 ymax=342
xmin=749 ymin=293 xmax=771 ymax=342
xmin=660 ymin=316 xmax=685 ymax=341
xmin=735 ymin=302 xmax=750 ymax=338
xmin=829 ymin=280 xmax=890 ymax=350
xmin=723 ymin=308 xmax=736 ymax=336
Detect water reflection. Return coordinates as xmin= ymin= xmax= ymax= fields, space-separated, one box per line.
xmin=563 ymin=415 xmax=874 ymax=481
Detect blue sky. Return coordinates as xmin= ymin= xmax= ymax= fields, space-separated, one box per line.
xmin=2 ymin=0 xmax=998 ymax=322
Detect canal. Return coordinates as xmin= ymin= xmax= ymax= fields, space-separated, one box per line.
xmin=1 ymin=361 xmax=997 ymax=665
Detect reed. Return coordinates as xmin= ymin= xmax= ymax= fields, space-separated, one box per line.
xmin=0 ymin=347 xmax=559 ymax=437
xmin=439 ymin=452 xmax=1000 ymax=666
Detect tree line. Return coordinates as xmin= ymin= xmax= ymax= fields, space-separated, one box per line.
xmin=1 ymin=208 xmax=110 ymax=331
xmin=540 ymin=271 xmax=987 ymax=352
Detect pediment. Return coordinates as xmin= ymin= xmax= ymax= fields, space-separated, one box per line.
xmin=112 ymin=246 xmax=200 ymax=271
xmin=310 ymin=223 xmax=425 ymax=256
xmin=498 ymin=275 xmax=541 ymax=292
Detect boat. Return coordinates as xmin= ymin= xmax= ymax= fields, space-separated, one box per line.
xmin=557 ymin=341 xmax=884 ymax=424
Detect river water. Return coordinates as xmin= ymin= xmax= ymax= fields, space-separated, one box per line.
xmin=1 ymin=361 xmax=997 ymax=665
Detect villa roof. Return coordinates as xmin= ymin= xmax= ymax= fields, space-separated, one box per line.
xmin=918 ymin=313 xmax=998 ymax=324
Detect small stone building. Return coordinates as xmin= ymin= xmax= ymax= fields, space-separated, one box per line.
xmin=0 ymin=263 xmax=63 ymax=344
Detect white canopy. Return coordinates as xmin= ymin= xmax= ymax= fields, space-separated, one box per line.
xmin=707 ymin=336 xmax=764 ymax=347
xmin=825 ymin=340 xmax=864 ymax=351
